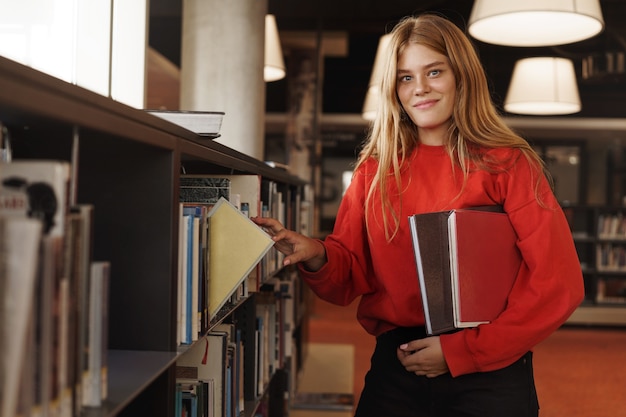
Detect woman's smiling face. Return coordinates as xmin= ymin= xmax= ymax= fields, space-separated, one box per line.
xmin=396 ymin=43 xmax=457 ymax=145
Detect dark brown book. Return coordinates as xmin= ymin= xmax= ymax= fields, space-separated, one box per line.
xmin=409 ymin=207 xmax=521 ymax=335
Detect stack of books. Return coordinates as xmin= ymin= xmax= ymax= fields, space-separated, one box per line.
xmin=409 ymin=207 xmax=521 ymax=335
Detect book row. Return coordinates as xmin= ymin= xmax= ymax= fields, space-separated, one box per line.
xmin=596 ymin=278 xmax=626 ymax=304
xmin=1 ymin=160 xmax=109 ymax=417
xmin=0 ymin=160 xmax=310 ymax=417
xmin=176 ymin=174 xmax=302 ymax=346
xmin=597 ymin=212 xmax=626 ymax=239
xmin=596 ymin=242 xmax=626 ymax=271
xmin=174 ymin=272 xmax=303 ymax=417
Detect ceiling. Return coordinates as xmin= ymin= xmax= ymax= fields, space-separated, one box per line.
xmin=149 ymin=0 xmax=626 ymax=147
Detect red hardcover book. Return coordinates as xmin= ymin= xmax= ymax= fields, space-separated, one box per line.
xmin=409 ymin=207 xmax=521 ymax=335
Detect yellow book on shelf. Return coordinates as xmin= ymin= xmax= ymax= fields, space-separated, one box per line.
xmin=207 ymin=197 xmax=274 ymax=317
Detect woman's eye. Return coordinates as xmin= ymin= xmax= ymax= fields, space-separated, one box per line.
xmin=399 ymin=75 xmax=412 ymax=82
xmin=428 ymin=69 xmax=441 ymax=77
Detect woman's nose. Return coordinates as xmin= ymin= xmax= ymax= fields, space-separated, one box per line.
xmin=413 ymin=76 xmax=429 ymax=95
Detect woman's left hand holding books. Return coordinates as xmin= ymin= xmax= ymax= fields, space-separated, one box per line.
xmin=397 ymin=336 xmax=449 ymax=378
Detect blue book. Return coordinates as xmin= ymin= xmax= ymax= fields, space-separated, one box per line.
xmin=182 ymin=205 xmax=208 ymax=338
xmin=185 ymin=214 xmax=194 ymax=344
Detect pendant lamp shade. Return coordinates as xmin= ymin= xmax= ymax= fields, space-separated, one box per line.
xmin=264 ymin=14 xmax=286 ymax=82
xmin=362 ymin=34 xmax=392 ymax=120
xmin=468 ymin=0 xmax=604 ymax=46
xmin=504 ymin=57 xmax=581 ymax=115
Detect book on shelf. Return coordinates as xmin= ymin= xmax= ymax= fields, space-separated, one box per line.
xmin=597 ymin=212 xmax=626 ymax=239
xmin=32 ymin=235 xmax=64 ymax=417
xmin=83 ymin=261 xmax=110 ymax=407
xmin=180 ymin=176 xmax=230 ymax=205
xmin=146 ymin=110 xmax=225 ymax=138
xmin=178 ymin=203 xmax=211 ymax=346
xmin=176 ymin=379 xmax=210 ymax=417
xmin=178 ymin=206 xmax=190 ymax=346
xmin=187 ymin=208 xmax=200 ymax=343
xmin=0 ymin=216 xmax=43 ymax=417
xmin=409 ymin=207 xmax=521 ymax=335
xmin=261 ymin=180 xmax=285 ymax=277
xmin=207 ymin=197 xmax=274 ymax=318
xmin=0 ymin=160 xmax=71 ymax=238
xmin=63 ymin=204 xmax=95 ymax=414
xmin=596 ymin=242 xmax=626 ymax=271
xmin=263 ymin=274 xmax=298 ymax=367
xmin=56 ymin=203 xmax=103 ymax=417
xmin=182 ymin=174 xmax=262 ymax=217
xmin=16 ymin=308 xmax=35 ymax=417
xmin=62 ymin=213 xmax=79 ymax=414
xmin=596 ymin=278 xmax=626 ymax=304
xmin=232 ymin=298 xmax=262 ymax=404
xmin=181 ymin=173 xmax=266 ymax=290
xmin=176 ymin=330 xmax=230 ymax=417
xmin=213 ymin=322 xmax=245 ymax=417
xmin=254 ymin=290 xmax=285 ymax=399
xmin=176 ymin=373 xmax=217 ymax=417
xmin=1 ymin=159 xmax=72 ymax=417
xmin=259 ymin=271 xmax=303 ymax=404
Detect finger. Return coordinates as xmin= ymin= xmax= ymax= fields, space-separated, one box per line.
xmin=251 ymin=216 xmax=284 ymax=231
xmin=283 ymin=247 xmax=312 ymax=265
xmin=399 ymin=340 xmax=426 ymax=353
xmin=396 ymin=348 xmax=415 ymax=368
xmin=397 ymin=347 xmax=411 ymax=360
xmin=271 ymin=227 xmax=289 ymax=239
xmin=261 ymin=221 xmax=288 ymax=238
xmin=282 ymin=246 xmax=317 ymax=267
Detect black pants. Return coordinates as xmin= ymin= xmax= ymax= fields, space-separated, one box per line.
xmin=354 ymin=327 xmax=539 ymax=417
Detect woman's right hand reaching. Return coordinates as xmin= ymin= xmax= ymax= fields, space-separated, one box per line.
xmin=251 ymin=216 xmax=327 ymax=272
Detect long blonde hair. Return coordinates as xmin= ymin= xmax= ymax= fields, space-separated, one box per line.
xmin=356 ymin=13 xmax=549 ymax=240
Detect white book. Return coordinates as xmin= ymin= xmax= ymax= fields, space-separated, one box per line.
xmin=0 ymin=216 xmax=43 ymax=417
xmin=180 ymin=214 xmax=191 ymax=344
xmin=147 ymin=110 xmax=225 ymax=138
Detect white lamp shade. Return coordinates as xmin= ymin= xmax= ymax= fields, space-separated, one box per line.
xmin=362 ymin=88 xmax=380 ymax=121
xmin=504 ymin=57 xmax=581 ymax=115
xmin=264 ymin=14 xmax=286 ymax=82
xmin=362 ymin=34 xmax=392 ymax=120
xmin=468 ymin=0 xmax=604 ymax=46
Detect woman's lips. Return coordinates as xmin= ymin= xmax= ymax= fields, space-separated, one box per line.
xmin=414 ymin=99 xmax=438 ymax=110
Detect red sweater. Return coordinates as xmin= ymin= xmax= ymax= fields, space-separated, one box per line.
xmin=299 ymin=144 xmax=584 ymax=377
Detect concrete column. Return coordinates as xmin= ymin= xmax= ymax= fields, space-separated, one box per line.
xmin=284 ymin=44 xmax=323 ymax=234
xmin=180 ymin=0 xmax=267 ymax=160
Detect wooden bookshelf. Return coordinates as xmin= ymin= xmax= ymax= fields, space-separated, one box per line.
xmin=0 ymin=56 xmax=308 ymax=417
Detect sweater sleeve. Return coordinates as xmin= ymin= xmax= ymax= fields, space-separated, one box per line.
xmin=440 ymin=156 xmax=585 ymax=377
xmin=298 ymin=168 xmax=375 ymax=306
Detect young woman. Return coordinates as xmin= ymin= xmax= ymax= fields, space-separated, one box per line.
xmin=253 ymin=13 xmax=584 ymax=417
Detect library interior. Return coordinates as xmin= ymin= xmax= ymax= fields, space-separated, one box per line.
xmin=1 ymin=1 xmax=626 ymax=417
